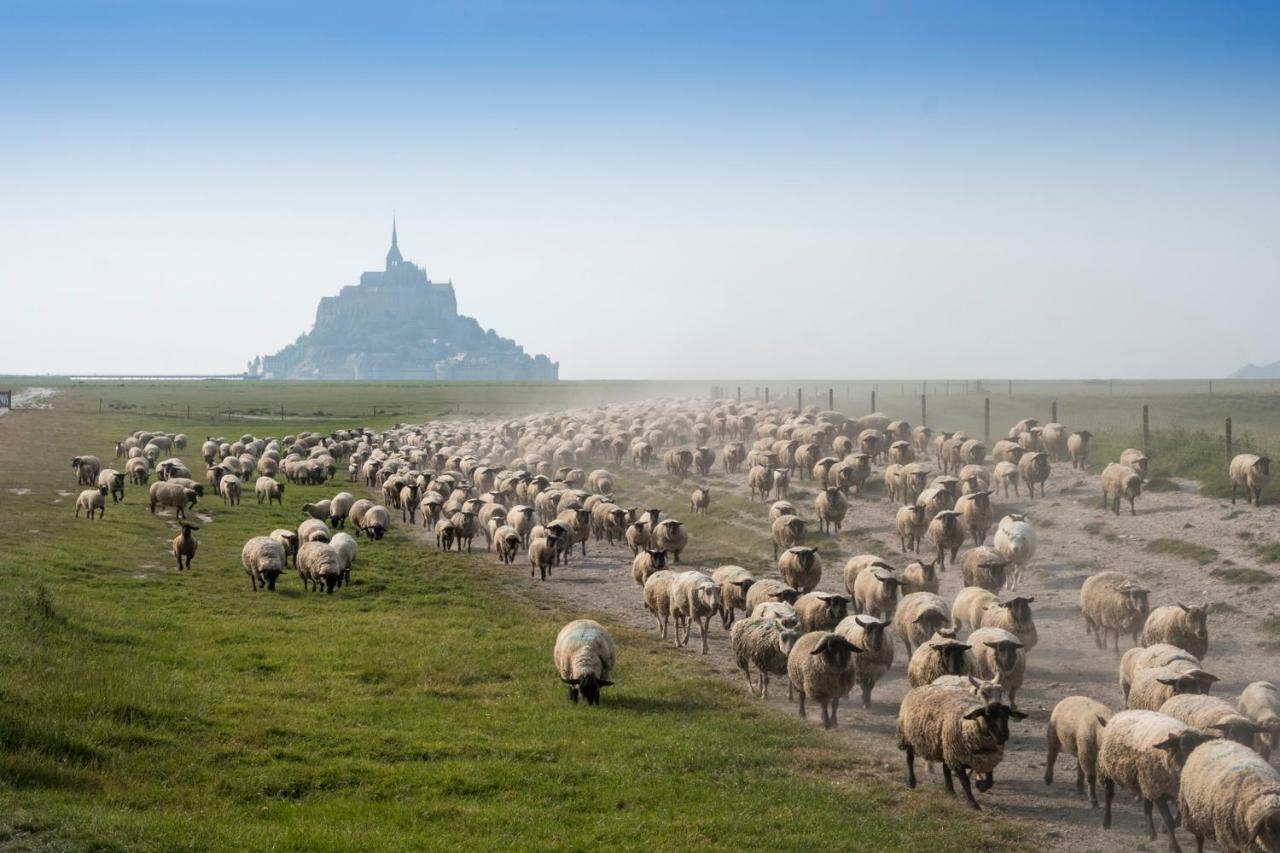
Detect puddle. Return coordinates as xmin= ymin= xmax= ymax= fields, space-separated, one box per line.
xmin=195 ymin=512 xmax=214 ymax=523
xmin=56 ymin=490 xmax=73 ymax=497
xmin=7 ymin=488 xmax=31 ymax=495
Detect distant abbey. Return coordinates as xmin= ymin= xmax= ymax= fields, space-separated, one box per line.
xmin=248 ymin=225 xmax=558 ymax=381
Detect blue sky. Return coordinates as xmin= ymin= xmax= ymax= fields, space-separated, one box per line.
xmin=2 ymin=1 xmax=1278 ymax=378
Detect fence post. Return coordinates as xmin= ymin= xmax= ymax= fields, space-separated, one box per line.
xmin=99 ymin=398 xmax=103 ymax=413
xmin=870 ymin=390 xmax=876 ymax=413
xmin=1051 ymin=401 xmax=1058 ymax=423
xmin=984 ymin=397 xmax=990 ymax=444
xmin=737 ymin=386 xmax=741 ymax=402
xmin=828 ymin=388 xmax=834 ymax=410
xmin=921 ymin=393 xmax=927 ymax=427
xmin=1142 ymin=405 xmax=1150 ymax=452
xmin=186 ymin=404 xmax=190 ymax=419
xmin=1008 ymin=380 xmax=1012 ymax=396
xmin=1225 ymin=417 xmax=1233 ymax=459
xmin=765 ymin=387 xmax=769 ymax=404
xmin=797 ymin=388 xmax=802 ymax=410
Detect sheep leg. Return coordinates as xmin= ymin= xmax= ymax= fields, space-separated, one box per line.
xmin=941 ymin=763 xmax=955 ymax=794
xmin=904 ymin=746 xmax=917 ymax=788
xmin=1155 ymin=798 xmax=1181 ymax=850
xmin=1088 ymin=773 xmax=1099 ymax=808
xmin=760 ymin=672 xmax=769 ymax=699
xmin=797 ymin=692 xmax=807 ymax=719
xmin=1044 ymin=726 xmax=1059 ymax=785
xmin=742 ymin=665 xmax=757 ymax=696
xmin=698 ymin=617 xmax=709 ymax=654
xmin=861 ymin=683 xmax=873 ymax=710
xmin=1102 ymin=780 xmax=1115 ymax=828
xmin=956 ymin=767 xmax=980 ymax=810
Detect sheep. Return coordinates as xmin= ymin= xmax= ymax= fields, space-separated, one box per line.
xmin=979 ymin=596 xmax=1037 ymax=651
xmin=494 ymin=525 xmax=522 ymax=565
xmin=1100 ymin=462 xmax=1144 ymax=516
xmin=298 ymin=518 xmax=330 ymax=544
xmin=1045 ymin=696 xmax=1113 ymax=807
xmin=528 ymin=533 xmax=559 ymax=581
xmin=302 ymin=499 xmax=332 ymax=522
xmin=1158 ymin=694 xmax=1262 ymax=747
xmin=835 ymin=614 xmax=894 ymax=709
xmin=895 ymin=504 xmax=928 ymax=553
xmin=1067 ymin=430 xmax=1094 ymax=469
xmin=269 ymin=529 xmax=300 ymax=567
xmin=631 ymin=549 xmax=668 ymax=587
xmin=330 ymin=532 xmax=357 ymax=585
xmin=435 ymin=517 xmax=457 ymax=551
xmin=689 ymin=486 xmax=711 ymax=515
xmin=652 ymin=519 xmax=688 ymax=563
xmin=832 ymin=454 xmax=872 ymax=495
xmin=219 ymin=474 xmax=242 ymax=506
xmin=951 ymin=587 xmax=999 ymax=634
xmin=96 ymin=469 xmax=126 ymax=503
xmin=787 ymin=631 xmax=860 ymax=729
xmin=926 ymin=510 xmax=965 ymax=570
xmin=642 ymin=569 xmax=677 ymax=638
xmin=1141 ymin=603 xmax=1209 ymax=659
xmin=329 ymin=492 xmax=355 ymax=528
xmin=693 ymin=447 xmax=716 ymax=477
xmin=553 ymin=619 xmax=616 ymax=705
xmin=744 ymin=578 xmax=800 ymax=614
xmin=893 ymin=592 xmax=952 ymax=655
xmin=931 ymin=674 xmax=1004 ymax=705
xmin=1178 ymin=738 xmax=1280 ymax=853
xmin=1239 ymin=681 xmax=1280 ymax=760
xmin=1081 ymin=571 xmax=1150 ymax=652
xmin=991 ymin=439 xmax=1026 ymax=465
xmin=75 ymin=485 xmax=108 ymax=519
xmin=241 ymin=536 xmax=286 ymax=591
xmin=1097 ymin=710 xmax=1215 ymax=846
xmin=959 ymin=547 xmax=1009 ymax=594
xmin=814 ymin=486 xmax=848 ymax=533
xmin=72 ymin=455 xmax=102 ymax=486
xmin=255 ymin=476 xmax=285 ymax=505
xmin=1119 ymin=448 xmax=1150 ymax=478
xmin=125 ymin=457 xmax=151 ymax=486
xmin=767 ymin=500 xmax=797 ymax=525
xmin=778 ymin=546 xmax=822 ymax=594
xmin=671 ymin=571 xmax=722 ymax=654
xmin=882 ymin=463 xmax=905 ymax=503
xmin=1119 ymin=643 xmax=1202 ymax=702
xmin=752 ymin=601 xmax=797 ymax=622
xmin=1017 ymin=451 xmax=1051 ymax=499
xmin=1128 ymin=664 xmax=1219 ymax=712
xmin=770 ymin=515 xmax=807 ymax=559
xmin=907 ymin=635 xmax=975 ymax=687
xmin=296 ymin=541 xmax=343 ymax=593
xmin=992 ymin=461 xmax=1019 ymax=498
xmin=748 ymin=465 xmax=775 ymax=501
xmin=170 ymin=523 xmax=199 ymax=571
xmin=849 ymin=564 xmax=903 ymax=621
xmin=360 ymin=505 xmax=391 ymax=541
xmin=901 ymin=559 xmax=939 ymax=596
xmin=960 ymin=439 xmax=986 ymax=466
xmin=1230 ymin=453 xmax=1272 ymax=506
xmin=896 ymin=683 xmax=1025 ymax=810
xmin=953 ymin=491 xmax=994 ymax=546
xmin=992 ymin=514 xmax=1036 ymax=591
xmin=148 ymin=481 xmax=198 ymax=520
xmin=916 ymin=485 xmax=955 ymax=523
xmin=794 ymin=592 xmax=850 ymax=633
xmin=731 ymin=616 xmax=800 ymax=699
xmin=967 ymin=627 xmax=1026 ymax=708
xmin=711 ymin=564 xmax=755 ymax=627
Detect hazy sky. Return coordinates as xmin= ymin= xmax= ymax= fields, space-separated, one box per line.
xmin=2 ymin=1 xmax=1278 ymax=379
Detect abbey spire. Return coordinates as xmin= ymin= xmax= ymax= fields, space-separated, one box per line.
xmin=385 ymin=216 xmax=403 ymax=269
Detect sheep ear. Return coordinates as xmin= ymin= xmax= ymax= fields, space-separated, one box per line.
xmin=560 ymin=677 xmax=579 ymax=685
xmin=1096 ymin=715 xmax=1108 ymax=728
xmin=1177 ymin=602 xmax=1189 ymax=612
xmin=1151 ymin=735 xmax=1181 ymax=753
xmin=967 ymin=675 xmax=981 ymax=689
xmin=810 ymin=637 xmax=830 ymax=654
xmin=597 ymin=679 xmax=613 ymax=687
xmin=1008 ymin=709 xmax=1028 ymax=720
xmin=963 ymin=707 xmax=987 ymax=721
xmin=1156 ymin=676 xmax=1180 ymax=686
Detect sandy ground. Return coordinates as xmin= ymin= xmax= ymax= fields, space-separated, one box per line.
xmin=404 ymin=448 xmax=1279 ymax=853
xmin=0 ymin=386 xmax=58 ymax=416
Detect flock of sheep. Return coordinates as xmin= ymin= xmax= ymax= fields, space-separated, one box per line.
xmin=71 ymin=404 xmax=1279 ymax=851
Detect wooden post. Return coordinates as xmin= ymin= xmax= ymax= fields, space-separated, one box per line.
xmin=797 ymin=388 xmax=802 ymax=410
xmin=1142 ymin=405 xmax=1150 ymax=452
xmin=186 ymin=404 xmax=190 ymax=419
xmin=828 ymin=388 xmax=834 ymax=410
xmin=1007 ymin=379 xmax=1012 ymax=396
xmin=921 ymin=393 xmax=927 ymax=426
xmin=1226 ymin=417 xmax=1233 ymax=459
xmin=984 ymin=398 xmax=990 ymax=444
xmin=1051 ymin=401 xmax=1058 ymax=423
xmin=765 ymin=387 xmax=769 ymax=404
xmin=99 ymin=398 xmax=103 ymax=413
xmin=870 ymin=390 xmax=876 ymax=413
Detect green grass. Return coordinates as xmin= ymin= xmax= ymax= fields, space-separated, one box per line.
xmin=0 ymin=384 xmax=1021 ymax=851
xmin=1145 ymin=538 xmax=1220 ymax=565
xmin=1252 ymin=542 xmax=1280 ymax=564
xmin=1210 ymin=567 xmax=1274 ymax=586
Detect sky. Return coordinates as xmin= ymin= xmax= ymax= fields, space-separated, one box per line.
xmin=2 ymin=1 xmax=1278 ymax=380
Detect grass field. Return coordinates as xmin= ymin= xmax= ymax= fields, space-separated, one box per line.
xmin=0 ymin=383 xmax=1023 ymax=851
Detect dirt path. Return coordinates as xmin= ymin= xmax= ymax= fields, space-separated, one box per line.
xmin=401 ymin=449 xmax=1279 ymax=853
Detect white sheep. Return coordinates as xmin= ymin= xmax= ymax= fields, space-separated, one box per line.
xmin=992 ymin=514 xmax=1036 ymax=591
xmin=1100 ymin=462 xmax=1143 ymax=516
xmin=670 ymin=571 xmax=722 ymax=654
xmin=330 ymin=532 xmax=358 ymax=586
xmin=75 ymin=485 xmax=108 ymax=519
xmin=893 ymin=592 xmax=952 ymax=654
xmin=712 ymin=565 xmax=755 ymax=627
xmin=553 ymin=619 xmax=616 ymax=705
xmin=1239 ymin=681 xmax=1280 ymax=760
xmin=296 ymin=541 xmax=343 ymax=593
xmin=255 ymin=476 xmax=285 ymax=505
xmin=1080 ymin=571 xmax=1150 ymax=652
xmin=1230 ymin=453 xmax=1272 ymax=506
xmin=241 ymin=536 xmax=286 ymax=591
xmin=1045 ymin=695 xmax=1113 ymax=807
xmin=1141 ymin=603 xmax=1209 ymax=659
xmin=642 ymin=569 xmax=677 ymax=638
xmin=730 ymin=616 xmax=800 ymax=699
xmin=1179 ymin=739 xmax=1280 ymax=853
xmin=967 ymin=626 xmax=1026 ymax=708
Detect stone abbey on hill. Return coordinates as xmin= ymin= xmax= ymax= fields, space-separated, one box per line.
xmin=248 ymin=225 xmax=558 ymax=381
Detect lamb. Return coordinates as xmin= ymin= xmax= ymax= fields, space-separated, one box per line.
xmin=241 ymin=536 xmax=286 ymax=591
xmin=731 ymin=616 xmax=800 ymax=699
xmin=744 ymin=578 xmax=800 ymax=614
xmin=493 ymin=525 xmax=522 ymax=565
xmin=1097 ymin=710 xmax=1215 ymax=847
xmin=148 ymin=481 xmax=198 ymax=520
xmin=1119 ymin=448 xmax=1150 ymax=478
xmin=711 ymin=564 xmax=755 ymax=627
xmin=298 ymin=518 xmax=330 ymax=544
xmin=901 ymin=559 xmax=939 ymax=595
xmin=1230 ymin=452 xmax=1272 ymax=506
xmin=959 ymin=547 xmax=1009 ymax=594
xmin=992 ymin=514 xmax=1036 ymax=591
xmin=642 ymin=569 xmax=677 ymax=638
xmin=330 ymin=532 xmax=358 ymax=585
xmin=219 ymin=474 xmax=242 ymax=506
xmin=652 ymin=519 xmax=688 ymax=563
xmin=689 ymin=486 xmax=711 ymax=515
xmin=1065 ymin=430 xmax=1093 ymax=469
xmin=631 ymin=549 xmax=668 ymax=587
xmin=1080 ymin=571 xmax=1150 ymax=652
xmin=1158 ymin=694 xmax=1262 ymax=747
xmin=748 ymin=465 xmax=775 ymax=501
xmin=794 ymin=592 xmax=850 ymax=633
xmin=893 ymin=592 xmax=952 ymax=654
xmin=670 ymin=571 xmax=722 ymax=654
xmin=75 ymin=485 xmax=108 ymax=519
xmin=895 ymin=504 xmax=928 ymax=553
xmin=1119 ymin=643 xmax=1202 ymax=702
xmin=849 ymin=563 xmax=903 ymax=620
xmin=882 ymin=463 xmax=905 ymax=503
xmin=1178 ymin=738 xmax=1280 ymax=853
xmin=814 ymin=486 xmax=848 ymax=533
xmin=992 ymin=461 xmax=1020 ymax=498
xmin=1127 ymin=664 xmax=1218 ymax=712
xmin=96 ymin=469 xmax=126 ymax=503
xmin=770 ymin=515 xmax=807 ymax=559
xmin=302 ymin=499 xmax=332 ymax=522
xmin=1100 ymin=463 xmax=1144 ymax=516
xmin=953 ymin=491 xmax=994 ymax=546
xmin=951 ymin=587 xmax=999 ymax=634
xmin=1045 ymin=696 xmax=1113 ymax=807
xmin=835 ymin=614 xmax=894 ymax=708
xmin=778 ymin=547 xmax=822 ymax=593
xmin=786 ymin=631 xmax=860 ymax=729
xmin=269 ymin=529 xmax=300 ymax=567
xmin=907 ymin=636 xmax=975 ymax=687
xmin=553 ymin=619 xmax=616 ymax=705
xmin=296 ymin=541 xmax=343 ymax=593
xmin=979 ymin=596 xmax=1037 ymax=651
xmin=926 ymin=510 xmax=965 ymax=570
xmin=255 ymin=476 xmax=285 ymax=505
xmin=1039 ymin=423 xmax=1070 ymax=461
xmin=1141 ymin=603 xmax=1209 ymax=659
xmin=931 ymin=674 xmax=1004 ymax=705
xmin=170 ymin=523 xmax=199 ymax=571
xmin=528 ymin=533 xmax=559 ymax=580
xmin=967 ymin=627 xmax=1026 ymax=708
xmin=329 ymin=492 xmax=355 ymax=527
xmin=896 ymin=684 xmax=1024 ymax=809
xmin=435 ymin=517 xmax=458 ymax=551
xmin=1239 ymin=681 xmax=1280 ymax=760
xmin=1017 ymin=451 xmax=1051 ymax=498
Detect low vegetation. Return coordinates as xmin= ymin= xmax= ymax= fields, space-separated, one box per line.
xmin=1144 ymin=537 xmax=1219 ymax=565
xmin=1209 ymin=567 xmax=1274 ymax=586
